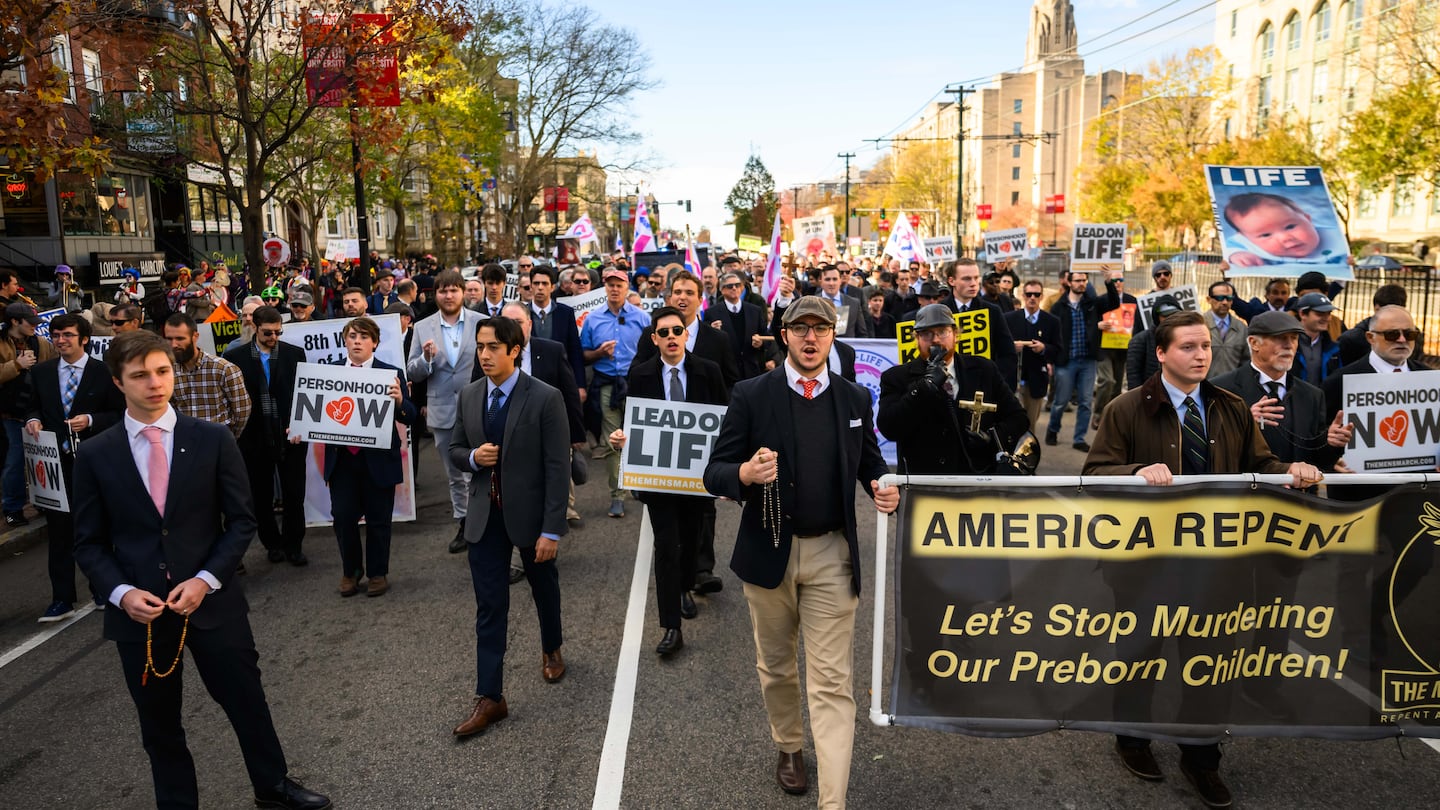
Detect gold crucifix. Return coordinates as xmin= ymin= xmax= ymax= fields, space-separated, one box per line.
xmin=956 ymin=391 xmax=998 ymax=432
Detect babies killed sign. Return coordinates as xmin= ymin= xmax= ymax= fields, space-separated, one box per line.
xmin=23 ymin=430 xmax=68 ymax=512
xmin=983 ymin=228 xmax=1028 ymax=263
xmin=1069 ymin=224 xmax=1128 ymax=268
xmin=618 ymin=397 xmax=727 ymax=495
xmin=289 ymin=363 xmax=397 ymax=449
xmin=1340 ymin=370 xmax=1440 ymax=472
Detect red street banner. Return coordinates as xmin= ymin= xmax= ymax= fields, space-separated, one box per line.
xmin=303 ymin=12 xmax=345 ymax=107
xmin=303 ymin=13 xmax=400 ymax=109
xmin=1044 ymin=194 xmax=1067 ymax=215
xmin=976 ymin=204 xmax=992 ymax=221
xmin=544 ymin=187 xmax=570 ymax=212
xmin=353 ymin=13 xmax=400 ymax=108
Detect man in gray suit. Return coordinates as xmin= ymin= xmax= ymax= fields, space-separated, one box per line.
xmin=407 ymin=269 xmax=485 ymax=553
xmin=449 ymin=315 xmax=571 ymax=737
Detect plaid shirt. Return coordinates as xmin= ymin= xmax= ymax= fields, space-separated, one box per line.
xmin=173 ymin=352 xmax=252 ymax=437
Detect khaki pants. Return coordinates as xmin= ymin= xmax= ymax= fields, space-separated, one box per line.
xmin=600 ymin=384 xmax=625 ymax=498
xmin=742 ymin=531 xmax=859 ymax=810
xmin=1017 ymin=383 xmax=1044 ymax=431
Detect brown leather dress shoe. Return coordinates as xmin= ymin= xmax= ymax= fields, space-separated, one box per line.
xmin=776 ymin=750 xmax=808 ymax=795
xmin=1180 ymin=761 xmax=1232 ymax=808
xmin=338 ymin=576 xmax=359 ymax=598
xmin=453 ymin=696 xmax=508 ymax=738
xmin=1115 ymin=740 xmax=1164 ymax=781
xmin=366 ymin=576 xmax=389 ymax=597
xmin=542 ymin=649 xmax=566 ymax=683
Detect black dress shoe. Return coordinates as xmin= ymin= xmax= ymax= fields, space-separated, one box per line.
xmin=1072 ymin=441 xmax=1091 ymax=452
xmin=692 ymin=572 xmax=722 ymax=595
xmin=680 ymin=592 xmax=698 ymax=620
xmin=1044 ymin=431 xmax=1058 ymax=446
xmin=267 ymin=549 xmax=286 ymax=563
xmin=1115 ymin=740 xmax=1164 ymax=781
xmin=448 ymin=519 xmax=467 ymax=554
xmin=254 ymin=776 xmax=332 ymax=809
xmin=1180 ymin=761 xmax=1232 ymax=808
xmin=509 ymin=565 xmax=525 ymax=584
xmin=656 ymin=627 xmax=684 ymax=657
xmin=286 ymin=551 xmax=308 ymax=567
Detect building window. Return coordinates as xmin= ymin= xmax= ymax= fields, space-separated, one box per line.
xmin=1257 ymin=76 xmax=1273 ymax=128
xmin=326 ymin=209 xmax=341 ymax=236
xmin=1224 ymin=117 xmax=1233 ymax=139
xmin=1011 ymin=167 xmax=1021 ymax=181
xmin=1393 ymin=176 xmax=1415 ymax=217
xmin=1231 ymin=10 xmax=1238 ymax=38
xmin=1259 ymin=22 xmax=1276 ymax=66
xmin=176 ymin=75 xmax=188 ymax=102
xmin=1314 ymin=2 xmax=1332 ymax=43
xmin=1284 ymin=68 xmax=1300 ymax=110
xmin=1284 ymin=13 xmax=1302 ymax=53
xmin=0 ymin=171 xmax=51 ymax=237
xmin=1012 ymin=143 xmax=1022 ymax=158
xmin=1344 ymin=1 xmax=1363 ymax=51
xmin=1013 ymin=99 xmax=1022 ymax=114
xmin=1357 ymin=187 xmax=1376 ymax=218
xmin=51 ymin=34 xmax=74 ymax=103
xmin=1312 ymin=60 xmax=1329 ymax=105
xmin=1012 ymin=121 xmax=1022 ymax=135
xmin=81 ymin=49 xmax=102 ymax=114
xmin=59 ymin=173 xmax=150 ymax=236
xmin=1010 ymin=191 xmax=1020 ymax=206
xmin=1342 ymin=54 xmax=1359 ymax=111
xmin=1431 ymin=181 xmax=1440 ymax=214
xmin=186 ymin=184 xmax=238 ymax=235
xmin=1227 ymin=64 xmax=1235 ymax=91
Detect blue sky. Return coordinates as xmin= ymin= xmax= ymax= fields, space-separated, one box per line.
xmin=581 ymin=0 xmax=1214 ymax=246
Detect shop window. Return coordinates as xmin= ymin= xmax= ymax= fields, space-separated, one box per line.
xmin=0 ymin=172 xmax=50 ymax=237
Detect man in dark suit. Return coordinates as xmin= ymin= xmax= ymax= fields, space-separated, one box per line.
xmin=24 ymin=313 xmax=124 ymax=621
xmin=1004 ymin=278 xmax=1062 ymax=429
xmin=450 ymin=315 xmax=571 ymax=738
xmin=808 ymin=264 xmax=871 ymax=337
xmin=322 ymin=317 xmax=417 ymax=598
xmin=71 ymin=331 xmax=329 ymax=810
xmin=942 ymin=258 xmax=1018 ymax=389
xmin=708 ymin=269 xmax=769 ymax=380
xmin=634 ymin=269 xmax=739 ymax=389
xmin=224 ymin=306 xmax=310 ymax=566
xmin=703 ymin=296 xmax=898 ymax=807
xmin=525 ymin=265 xmax=585 ymax=389
xmin=1321 ymin=305 xmax=1428 ymax=458
xmin=611 ymin=306 xmax=729 ymax=656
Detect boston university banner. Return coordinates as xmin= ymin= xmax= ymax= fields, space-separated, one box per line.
xmin=890 ymin=481 xmax=1440 ymax=740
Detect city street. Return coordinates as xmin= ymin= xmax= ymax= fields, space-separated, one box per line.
xmin=0 ymin=438 xmax=1435 ymax=808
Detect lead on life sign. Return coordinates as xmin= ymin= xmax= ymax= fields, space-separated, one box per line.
xmin=289 ymin=362 xmax=398 ymax=449
xmin=619 ymin=397 xmax=727 ymax=495
xmin=23 ymin=430 xmax=68 ymax=512
xmin=1340 ymin=370 xmax=1440 ymax=472
xmin=1070 ymin=224 xmax=1127 ymax=267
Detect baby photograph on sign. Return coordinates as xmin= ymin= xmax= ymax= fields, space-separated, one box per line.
xmin=1205 ymin=165 xmax=1353 ymax=280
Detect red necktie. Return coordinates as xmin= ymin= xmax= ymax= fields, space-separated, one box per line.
xmin=800 ymin=379 xmax=819 ymax=399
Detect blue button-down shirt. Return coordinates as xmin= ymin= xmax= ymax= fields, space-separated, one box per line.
xmin=580 ymin=302 xmax=650 ymax=377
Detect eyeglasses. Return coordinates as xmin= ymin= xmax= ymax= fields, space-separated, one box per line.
xmin=1023 ymin=291 xmax=1043 ymax=298
xmin=786 ymin=323 xmax=834 ymax=337
xmin=1153 ymin=271 xmax=1172 ymax=278
xmin=722 ymin=282 xmax=743 ymax=289
xmin=654 ymin=325 xmax=686 ymax=338
xmin=519 ymin=285 xmax=531 ymax=291
xmin=259 ymin=329 xmax=283 ymax=337
xmin=573 ymin=277 xmax=591 ymax=285
xmin=1210 ymin=294 xmax=1234 ymax=302
xmin=51 ymin=332 xmax=79 ymax=340
xmin=1372 ymin=328 xmax=1421 ymax=342
xmin=518 ymin=264 xmax=533 ymax=269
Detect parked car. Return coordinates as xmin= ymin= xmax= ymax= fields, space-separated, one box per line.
xmin=1356 ymin=253 xmax=1430 ymax=272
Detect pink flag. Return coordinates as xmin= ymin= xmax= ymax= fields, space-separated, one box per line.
xmin=761 ymin=210 xmax=784 ymax=305
xmin=563 ymin=214 xmax=598 ymax=246
xmin=632 ymin=194 xmax=655 ymax=256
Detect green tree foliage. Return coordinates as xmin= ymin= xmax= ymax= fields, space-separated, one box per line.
xmin=725 ymin=155 xmax=778 ymax=238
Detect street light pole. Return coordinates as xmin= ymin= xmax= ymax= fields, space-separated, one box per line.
xmin=944 ymin=85 xmax=972 ymax=255
xmin=837 ymin=152 xmax=854 ymax=246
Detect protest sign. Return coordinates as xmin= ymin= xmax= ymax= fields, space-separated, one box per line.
xmin=85 ymin=335 xmax=112 ymax=362
xmin=1205 ymin=165 xmax=1354 ymax=280
xmin=890 ymin=480 xmax=1440 ymax=739
xmin=22 ymin=430 xmax=68 ymax=512
xmin=1340 ymin=370 xmax=1440 ymax=472
xmin=638 ymin=297 xmax=665 ymax=315
xmin=1138 ymin=284 xmax=1200 ymax=330
xmin=280 ymin=312 xmax=404 ymax=367
xmin=983 ymin=228 xmax=1028 ymax=263
xmin=504 ymin=271 xmax=521 ymax=301
xmin=923 ymin=237 xmax=957 ymax=264
xmin=1099 ymin=302 xmax=1136 ymax=349
xmin=1069 ymin=224 xmax=1128 ymax=268
xmin=558 ymin=288 xmax=609 ymax=329
xmin=289 ymin=362 xmax=398 ymax=449
xmin=841 ymin=338 xmax=899 ymax=467
xmin=325 ymin=238 xmax=359 ymax=264
xmin=895 ymin=309 xmax=992 ymax=364
xmin=736 ymin=234 xmax=764 ymax=254
xmin=618 ymin=397 xmax=727 ymax=495
xmin=861 ymin=240 xmax=878 ymax=258
xmin=793 ymin=215 xmax=837 ymax=257
xmin=195 ymin=317 xmax=247 ymax=358
xmin=33 ymin=308 xmax=67 ymax=340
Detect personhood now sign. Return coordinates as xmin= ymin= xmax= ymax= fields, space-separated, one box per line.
xmin=289 ymin=362 xmax=399 ymax=449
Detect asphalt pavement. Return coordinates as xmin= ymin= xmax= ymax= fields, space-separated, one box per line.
xmin=0 ymin=431 xmax=1435 ymax=809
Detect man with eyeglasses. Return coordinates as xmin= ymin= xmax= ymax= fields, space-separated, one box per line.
xmin=223 ymin=306 xmax=310 ymax=566
xmin=580 ymin=267 xmax=649 ymax=518
xmin=1004 ymin=278 xmax=1063 ymax=428
xmin=1204 ymin=280 xmax=1248 ymax=378
xmin=23 ymin=313 xmax=125 ymax=621
xmin=108 ymin=303 xmax=144 ymax=334
xmin=1322 ymin=304 xmax=1426 ymax=423
xmin=1148 ymin=260 xmax=1174 ymax=294
xmin=1337 ymin=283 xmax=1427 ymax=365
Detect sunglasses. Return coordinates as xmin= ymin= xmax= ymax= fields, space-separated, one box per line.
xmin=1153 ymin=271 xmax=1172 ymax=278
xmin=573 ymin=277 xmax=592 ymax=285
xmin=1372 ymin=328 xmax=1421 ymax=342
xmin=259 ymin=329 xmax=283 ymax=337
xmin=1023 ymin=291 xmax=1043 ymax=298
xmin=518 ymin=264 xmax=533 ymax=269
xmin=1210 ymin=294 xmax=1234 ymax=302
xmin=786 ymin=323 xmax=834 ymax=337
xmin=108 ymin=319 xmax=135 ymax=326
xmin=722 ymin=282 xmax=743 ymax=289
xmin=654 ymin=326 xmax=686 ymax=338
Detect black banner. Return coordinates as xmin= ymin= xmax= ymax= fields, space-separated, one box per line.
xmin=892 ymin=482 xmax=1440 ymax=741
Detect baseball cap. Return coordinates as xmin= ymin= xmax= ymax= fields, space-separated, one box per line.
xmin=781 ymin=295 xmax=838 ymax=326
xmin=287 ymin=289 xmax=314 ymax=307
xmin=1296 ymin=292 xmax=1336 ymax=313
xmin=602 ymin=267 xmax=628 ymax=283
xmin=1248 ymin=310 xmax=1305 ymax=336
xmin=4 ymin=302 xmax=40 ymax=325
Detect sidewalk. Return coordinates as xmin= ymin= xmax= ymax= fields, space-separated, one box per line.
xmin=0 ymin=505 xmax=49 ymax=557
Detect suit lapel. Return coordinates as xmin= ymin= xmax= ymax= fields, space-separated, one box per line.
xmin=829 ymin=372 xmax=851 ymax=480
xmin=163 ymin=417 xmax=196 ymax=521
xmin=500 ymin=372 xmax=528 ymax=462
xmin=769 ymin=370 xmax=798 ymax=471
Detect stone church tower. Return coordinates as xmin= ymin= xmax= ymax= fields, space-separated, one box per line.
xmin=1026 ymin=0 xmax=1078 ymax=65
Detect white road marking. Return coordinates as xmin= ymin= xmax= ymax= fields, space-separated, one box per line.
xmin=0 ymin=602 xmax=98 ymax=670
xmin=592 ymin=506 xmax=654 ymax=809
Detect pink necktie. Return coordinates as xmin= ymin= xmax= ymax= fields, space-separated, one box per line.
xmin=141 ymin=426 xmax=168 ymax=515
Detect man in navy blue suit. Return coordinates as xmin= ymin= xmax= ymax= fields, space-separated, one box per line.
xmin=72 ymin=330 xmax=329 ymax=810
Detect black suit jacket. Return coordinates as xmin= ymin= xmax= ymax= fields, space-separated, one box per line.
xmin=877 ymin=354 xmax=1029 ymax=475
xmin=1003 ymin=308 xmax=1062 ymax=399
xmin=25 ymin=356 xmax=125 ymax=445
xmin=626 ymin=353 xmax=729 ymax=505
xmin=530 ymin=301 xmax=586 ymax=387
xmin=709 ymin=300 xmax=769 ymax=379
xmin=321 ymin=358 xmax=418 ymax=488
xmin=1211 ymin=366 xmax=1327 ymax=465
xmin=222 ymin=338 xmax=307 ymax=454
xmin=1318 ymin=356 xmax=1429 ymax=493
xmin=634 ymin=319 xmax=740 ymax=390
xmin=472 ymin=336 xmax=583 ymax=444
xmin=73 ymin=413 xmax=257 ymax=641
xmin=704 ymin=368 xmax=887 ymax=596
xmin=945 ymin=297 xmax=1018 ymax=389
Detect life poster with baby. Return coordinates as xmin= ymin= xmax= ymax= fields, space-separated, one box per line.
xmin=1205 ymin=165 xmax=1354 ymax=281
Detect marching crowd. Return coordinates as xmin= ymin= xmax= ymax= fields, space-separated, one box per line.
xmin=1 ymin=243 xmax=1431 ymax=809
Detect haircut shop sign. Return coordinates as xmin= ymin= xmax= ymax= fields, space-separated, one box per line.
xmin=618 ymin=397 xmax=727 ymax=495
xmin=288 ymin=362 xmax=398 ymax=449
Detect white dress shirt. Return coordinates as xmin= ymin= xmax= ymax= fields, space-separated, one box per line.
xmin=784 ymin=358 xmax=830 ymax=398
xmin=1368 ymin=351 xmax=1409 ymax=374
xmin=1251 ymin=364 xmax=1287 ymax=401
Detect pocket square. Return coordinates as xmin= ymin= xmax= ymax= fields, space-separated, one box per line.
xmin=848 ymin=418 xmax=863 ymax=427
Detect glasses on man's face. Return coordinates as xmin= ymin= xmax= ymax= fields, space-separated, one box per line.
xmin=1154 ymin=271 xmax=1172 ymax=279
xmin=786 ymin=323 xmax=834 ymax=338
xmin=722 ymin=282 xmax=743 ymax=290
xmin=51 ymin=331 xmax=79 ymax=341
xmin=519 ymin=264 xmax=533 ymax=269
xmin=573 ymin=277 xmax=591 ymax=286
xmin=654 ymin=325 xmax=686 ymax=338
xmin=1023 ymin=291 xmax=1043 ymax=298
xmin=109 ymin=319 xmax=134 ymax=327
xmin=1373 ymin=328 xmax=1421 ymax=343
xmin=259 ymin=329 xmax=283 ymax=338
xmin=1211 ymin=294 xmax=1234 ymax=302
xmin=519 ymin=285 xmax=531 ymax=292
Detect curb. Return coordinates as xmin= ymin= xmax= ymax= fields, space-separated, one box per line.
xmin=0 ymin=518 xmax=49 ymax=557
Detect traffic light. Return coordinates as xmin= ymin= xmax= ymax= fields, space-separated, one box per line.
xmin=686 ymin=200 xmax=692 ymax=213
xmin=880 ymin=208 xmax=887 ymax=221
